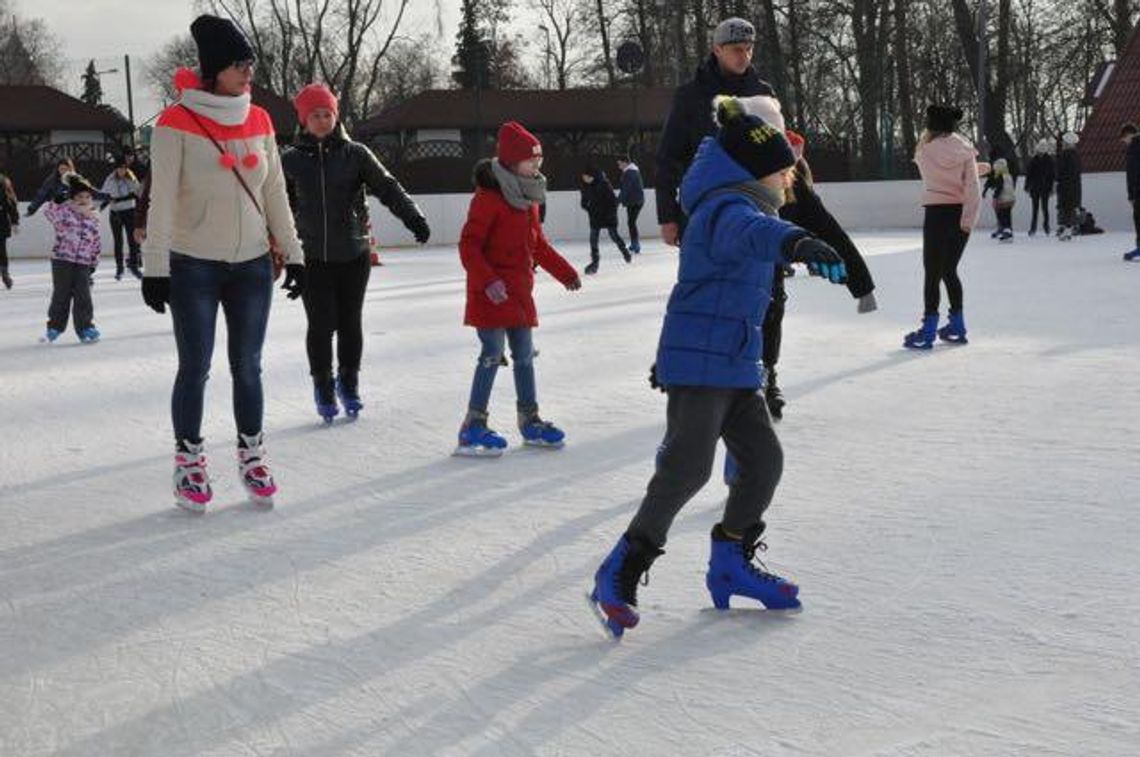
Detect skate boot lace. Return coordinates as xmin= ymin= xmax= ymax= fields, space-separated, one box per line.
xmin=742 ymin=538 xmax=780 ymax=582
xmin=238 ymin=438 xmax=272 ymax=486
xmin=616 ymin=563 xmax=651 ymax=606
xmin=175 ymin=453 xmax=209 ymax=492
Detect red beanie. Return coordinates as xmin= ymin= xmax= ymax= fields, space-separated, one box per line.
xmin=497 ymin=121 xmax=542 ymax=165
xmin=294 ymin=83 xmax=339 ymax=124
xmin=785 ymin=130 xmax=806 ymax=159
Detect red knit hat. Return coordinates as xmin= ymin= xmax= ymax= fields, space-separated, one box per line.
xmin=785 ymin=130 xmax=806 ymax=160
xmin=294 ymin=83 xmax=339 ymax=124
xmin=496 ymin=121 xmax=542 ymax=165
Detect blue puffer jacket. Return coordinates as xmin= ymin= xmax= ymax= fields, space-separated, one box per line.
xmin=655 ymin=138 xmax=804 ymax=390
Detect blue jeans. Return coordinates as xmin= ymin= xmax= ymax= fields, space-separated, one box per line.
xmin=467 ymin=328 xmax=537 ymax=416
xmin=169 ymin=252 xmax=273 ymax=442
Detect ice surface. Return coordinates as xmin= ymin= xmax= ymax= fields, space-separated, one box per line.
xmin=1 ymin=232 xmax=1138 ymax=756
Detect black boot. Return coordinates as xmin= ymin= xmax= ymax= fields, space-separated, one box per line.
xmin=336 ymin=370 xmax=364 ymax=418
xmin=765 ymin=368 xmax=785 ymax=420
xmin=1 ymin=266 xmax=11 ymax=290
xmin=584 ymin=259 xmax=599 ymax=275
xmin=313 ymin=371 xmax=338 ymax=423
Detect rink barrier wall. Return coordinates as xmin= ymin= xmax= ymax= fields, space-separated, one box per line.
xmin=7 ymin=172 xmax=1133 ymax=258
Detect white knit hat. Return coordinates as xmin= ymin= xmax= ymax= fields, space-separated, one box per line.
xmin=732 ymin=95 xmax=786 ymax=133
xmin=1035 ymin=139 xmax=1052 ymax=154
xmin=1062 ymin=131 xmax=1079 ymax=146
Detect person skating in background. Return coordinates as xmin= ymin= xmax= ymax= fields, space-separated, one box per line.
xmin=1056 ymin=131 xmax=1082 ymax=241
xmin=455 ymin=121 xmax=581 ymax=457
xmin=1122 ymin=123 xmax=1140 ymax=261
xmin=1025 ymin=140 xmax=1055 ymax=237
xmin=282 ymin=83 xmax=430 ymax=424
xmin=983 ymin=158 xmax=1017 ymax=242
xmin=588 ymin=99 xmax=849 ymax=639
xmin=0 ymin=173 xmax=18 ymax=289
xmin=141 ymin=14 xmax=305 ymax=513
xmin=25 ymin=158 xmax=76 ymax=217
xmin=903 ymin=104 xmax=981 ymax=350
xmin=42 ymin=173 xmax=103 ymax=343
xmin=616 ymin=156 xmax=644 ymax=254
xmin=579 ymin=166 xmax=631 ymax=274
xmin=100 ymin=157 xmax=144 ymax=279
xmin=656 ymin=17 xmax=773 ymax=247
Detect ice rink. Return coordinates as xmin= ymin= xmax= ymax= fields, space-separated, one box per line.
xmin=1 ymin=231 xmax=1138 ymax=756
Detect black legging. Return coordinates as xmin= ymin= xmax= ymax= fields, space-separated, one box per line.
xmin=0 ymin=236 xmax=8 ymax=269
xmin=923 ymin=204 xmax=969 ymax=315
xmin=301 ymin=253 xmax=372 ymax=378
xmin=109 ymin=210 xmax=141 ymax=272
xmin=1029 ymin=192 xmax=1050 ymax=234
xmin=1132 ymin=199 xmax=1140 ymax=248
xmin=761 ymin=271 xmax=786 ymax=369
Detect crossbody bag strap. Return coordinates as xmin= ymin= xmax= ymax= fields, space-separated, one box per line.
xmin=179 ymin=104 xmax=264 ymax=218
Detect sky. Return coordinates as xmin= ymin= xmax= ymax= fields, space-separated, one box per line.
xmin=15 ymin=0 xmax=466 ymax=126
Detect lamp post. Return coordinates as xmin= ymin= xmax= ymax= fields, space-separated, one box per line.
xmin=977 ymin=0 xmax=988 ymax=157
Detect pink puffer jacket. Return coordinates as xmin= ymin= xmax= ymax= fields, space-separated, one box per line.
xmin=914 ymin=133 xmax=982 ymax=232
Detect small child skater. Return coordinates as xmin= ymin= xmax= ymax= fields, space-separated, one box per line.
xmin=455 ymin=121 xmax=582 ymax=457
xmin=42 ymin=173 xmax=103 ymax=343
xmin=579 ymin=166 xmax=631 ymax=274
xmin=588 ymin=98 xmax=848 ymax=638
xmin=983 ymin=157 xmax=1017 ymax=242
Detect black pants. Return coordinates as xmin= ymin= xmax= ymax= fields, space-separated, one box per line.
xmin=1058 ymin=191 xmax=1079 ymax=230
xmin=1132 ymin=199 xmax=1140 ymax=248
xmin=761 ymin=270 xmax=786 ymax=371
xmin=626 ymin=204 xmax=642 ymax=247
xmin=996 ymin=206 xmax=1013 ymax=230
xmin=589 ymin=226 xmax=629 ymax=261
xmin=109 ymin=210 xmax=141 ymax=273
xmin=0 ymin=236 xmax=8 ymax=269
xmin=628 ymin=387 xmax=783 ymax=549
xmin=922 ymin=204 xmax=969 ymax=315
xmin=48 ymin=259 xmax=94 ymax=333
xmin=301 ymin=253 xmax=371 ymax=379
xmin=1029 ymin=193 xmax=1050 ymax=234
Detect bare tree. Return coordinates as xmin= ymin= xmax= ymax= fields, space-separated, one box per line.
xmin=0 ymin=0 xmax=64 ymax=86
xmin=531 ymin=0 xmax=586 ymax=89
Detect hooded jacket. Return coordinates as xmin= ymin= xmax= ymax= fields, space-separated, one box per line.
xmin=617 ymin=162 xmax=644 ymax=208
xmin=914 ymin=133 xmax=982 ymax=231
xmin=458 ymin=160 xmax=578 ymax=329
xmin=655 ymin=55 xmax=775 ymax=226
xmin=579 ymin=168 xmax=620 ymax=229
xmin=655 ymin=138 xmax=804 ymax=390
xmin=282 ymin=124 xmax=425 ymax=264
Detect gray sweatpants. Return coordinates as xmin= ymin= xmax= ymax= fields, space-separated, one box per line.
xmin=47 ymin=259 xmax=94 ymax=333
xmin=628 ymin=386 xmax=783 ymax=549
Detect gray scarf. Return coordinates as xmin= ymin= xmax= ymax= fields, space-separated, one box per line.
xmin=492 ymin=160 xmax=547 ymax=210
xmin=700 ymin=180 xmax=785 ymax=217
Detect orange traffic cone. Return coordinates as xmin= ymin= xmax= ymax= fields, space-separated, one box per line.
xmin=370 ymin=237 xmax=383 ymax=266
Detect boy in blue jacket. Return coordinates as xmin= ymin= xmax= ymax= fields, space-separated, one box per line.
xmin=589 ymin=99 xmax=848 ymax=638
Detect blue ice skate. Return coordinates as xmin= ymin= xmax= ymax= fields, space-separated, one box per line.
xmin=1124 ymin=248 xmax=1140 ymax=261
xmin=903 ymin=314 xmax=938 ymax=350
xmin=706 ymin=524 xmax=801 ymax=612
xmin=937 ymin=310 xmax=968 ymax=344
xmin=589 ymin=534 xmax=663 ymax=639
xmin=41 ymin=327 xmax=62 ymax=343
xmin=455 ymin=413 xmax=508 ymax=457
xmin=78 ymin=326 xmax=100 ymax=343
xmin=313 ymin=374 xmax=339 ymax=425
xmin=519 ymin=413 xmax=565 ymax=449
xmin=336 ymin=374 xmax=363 ymax=419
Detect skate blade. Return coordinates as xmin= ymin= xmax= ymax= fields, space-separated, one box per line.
xmin=174 ymin=497 xmax=207 ymax=515
xmin=584 ymin=592 xmax=624 ymax=641
xmin=247 ymin=494 xmax=275 ymax=509
xmin=523 ymin=439 xmax=565 ymax=450
xmin=700 ymin=604 xmax=803 ymax=616
xmin=453 ymin=445 xmax=505 ymax=458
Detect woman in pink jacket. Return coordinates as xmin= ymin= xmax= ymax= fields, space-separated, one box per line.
xmin=904 ymin=104 xmax=981 ymax=349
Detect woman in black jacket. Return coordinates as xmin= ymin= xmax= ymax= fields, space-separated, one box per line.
xmin=579 ymin=166 xmax=630 ymax=274
xmin=1056 ymin=132 xmax=1082 ymax=240
xmin=0 ymin=172 xmax=18 ymax=289
xmin=282 ymin=84 xmax=430 ymax=423
xmin=1024 ymin=139 xmax=1055 ymax=237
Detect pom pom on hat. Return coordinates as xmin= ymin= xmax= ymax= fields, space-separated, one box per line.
xmin=174 ymin=67 xmax=203 ymax=93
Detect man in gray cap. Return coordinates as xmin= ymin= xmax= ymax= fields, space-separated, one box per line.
xmin=656 ymin=17 xmax=775 ymax=246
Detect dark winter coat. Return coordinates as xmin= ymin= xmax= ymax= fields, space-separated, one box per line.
xmin=458 ymin=160 xmax=579 ymax=329
xmin=655 ymin=55 xmax=775 ymax=225
xmin=617 ymin=163 xmax=644 ymax=207
xmin=0 ymin=190 xmax=17 ymax=239
xmin=1025 ymin=153 xmax=1055 ymax=197
xmin=656 ymin=138 xmax=803 ymax=390
xmin=1126 ymin=137 xmax=1140 ymax=202
xmin=282 ymin=124 xmax=425 ymax=264
xmin=780 ymin=160 xmax=875 ymax=300
xmin=1056 ymin=147 xmax=1082 ymax=207
xmin=579 ymin=169 xmax=620 ymax=229
xmin=26 ymin=172 xmax=67 ymax=216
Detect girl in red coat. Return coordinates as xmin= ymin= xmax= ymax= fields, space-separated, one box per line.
xmin=455 ymin=121 xmax=581 ymax=456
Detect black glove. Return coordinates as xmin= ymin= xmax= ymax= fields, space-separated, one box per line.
xmin=649 ymin=363 xmax=665 ymax=393
xmin=784 ymin=237 xmax=847 ymax=285
xmin=408 ymin=216 xmax=431 ymax=244
xmin=281 ymin=264 xmax=305 ymax=300
xmin=142 ymin=277 xmax=170 ymax=314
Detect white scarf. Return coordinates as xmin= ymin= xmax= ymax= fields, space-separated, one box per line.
xmin=180 ymin=89 xmax=251 ymax=126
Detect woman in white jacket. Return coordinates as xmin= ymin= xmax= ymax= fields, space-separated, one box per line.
xmin=140 ymin=14 xmax=304 ymax=513
xmin=100 ymin=158 xmax=143 ymax=279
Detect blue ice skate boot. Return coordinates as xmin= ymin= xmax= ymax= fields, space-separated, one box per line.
xmin=903 ymin=314 xmax=938 ymax=350
xmin=78 ymin=326 xmax=101 ymax=343
xmin=1123 ymin=248 xmax=1140 ymax=261
xmin=41 ymin=327 xmax=62 ymax=343
xmin=937 ymin=310 xmax=968 ymax=344
xmin=630 ymin=240 xmax=641 ymax=254
xmin=706 ymin=523 xmax=801 ymax=611
xmin=455 ymin=411 xmax=508 ymax=457
xmin=519 ymin=410 xmax=565 ymax=449
xmin=313 ymin=372 xmax=339 ymax=424
xmin=589 ymin=534 xmax=664 ymax=638
xmin=336 ymin=372 xmax=364 ymax=419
